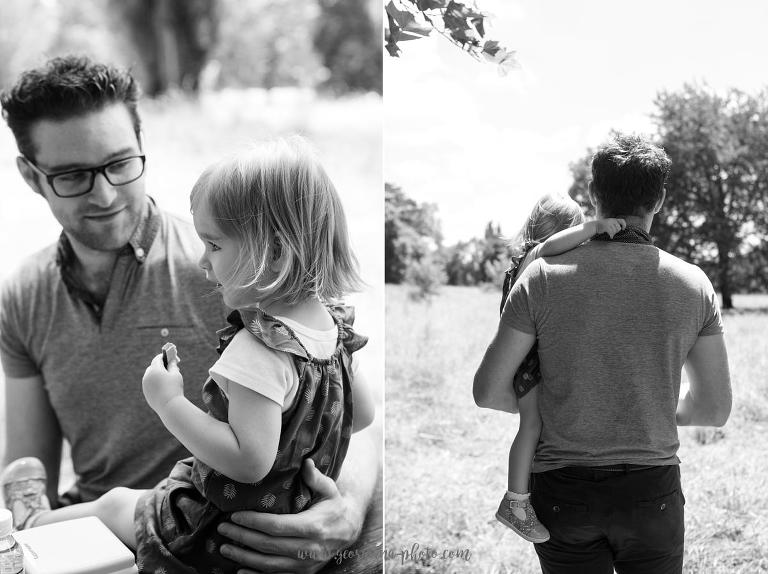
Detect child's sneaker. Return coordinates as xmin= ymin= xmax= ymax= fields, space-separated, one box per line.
xmin=1 ymin=457 xmax=50 ymax=530
xmin=495 ymin=494 xmax=550 ymax=543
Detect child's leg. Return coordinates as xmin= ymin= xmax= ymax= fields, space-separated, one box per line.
xmin=508 ymin=386 xmax=542 ymax=493
xmin=33 ymin=487 xmax=147 ymax=549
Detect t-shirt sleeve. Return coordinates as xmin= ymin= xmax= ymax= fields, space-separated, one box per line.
xmin=500 ymin=260 xmax=543 ymax=335
xmin=0 ymin=278 xmax=38 ymax=378
xmin=208 ymin=329 xmax=296 ymax=407
xmin=698 ymin=271 xmax=724 ymax=337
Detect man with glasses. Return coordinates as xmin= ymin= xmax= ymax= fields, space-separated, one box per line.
xmin=0 ymin=56 xmax=379 ymax=572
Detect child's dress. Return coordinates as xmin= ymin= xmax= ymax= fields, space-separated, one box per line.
xmin=133 ymin=305 xmax=367 ymax=573
xmin=501 ymin=246 xmax=542 ymax=399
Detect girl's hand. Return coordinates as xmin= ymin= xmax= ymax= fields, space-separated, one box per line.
xmin=142 ymin=353 xmax=184 ymax=413
xmin=595 ymin=218 xmax=626 ymax=238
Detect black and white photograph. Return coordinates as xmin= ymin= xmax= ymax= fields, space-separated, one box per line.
xmin=0 ymin=1 xmax=383 ymax=572
xmin=385 ymin=1 xmax=766 ymax=573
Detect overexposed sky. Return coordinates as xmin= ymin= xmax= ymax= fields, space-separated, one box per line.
xmin=384 ymin=0 xmax=768 ymax=243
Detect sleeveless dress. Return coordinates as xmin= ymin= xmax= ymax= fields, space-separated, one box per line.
xmin=500 ymin=245 xmax=542 ymax=399
xmin=133 ymin=304 xmax=367 ymax=573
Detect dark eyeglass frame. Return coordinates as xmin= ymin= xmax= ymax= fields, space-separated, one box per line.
xmin=22 ymin=154 xmax=147 ymax=198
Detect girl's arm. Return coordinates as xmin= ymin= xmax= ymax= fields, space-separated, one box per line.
xmin=538 ymin=218 xmax=626 ymax=257
xmin=142 ymin=354 xmax=280 ymax=484
xmin=348 ymin=358 xmax=376 ymax=432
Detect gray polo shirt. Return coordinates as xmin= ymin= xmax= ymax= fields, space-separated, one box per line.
xmin=502 ymin=241 xmax=723 ymax=472
xmin=0 ymin=198 xmax=227 ymax=501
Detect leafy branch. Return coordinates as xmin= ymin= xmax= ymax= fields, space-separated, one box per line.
xmin=385 ymin=0 xmax=518 ymax=74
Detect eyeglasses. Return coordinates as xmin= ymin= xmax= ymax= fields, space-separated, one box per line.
xmin=23 ymin=155 xmax=146 ymax=198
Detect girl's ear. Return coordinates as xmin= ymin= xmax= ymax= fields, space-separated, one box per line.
xmin=269 ymin=235 xmax=286 ymax=272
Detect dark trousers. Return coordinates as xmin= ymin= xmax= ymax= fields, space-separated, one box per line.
xmin=530 ymin=465 xmax=685 ymax=574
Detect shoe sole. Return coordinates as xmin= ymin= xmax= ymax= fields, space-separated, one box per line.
xmin=495 ymin=512 xmax=550 ymax=543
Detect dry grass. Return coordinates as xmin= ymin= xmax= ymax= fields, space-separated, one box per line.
xmin=385 ymin=286 xmax=768 ymax=574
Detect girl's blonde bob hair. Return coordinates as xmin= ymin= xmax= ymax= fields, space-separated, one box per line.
xmin=512 ymin=193 xmax=585 ymax=253
xmin=190 ymin=136 xmax=363 ymax=307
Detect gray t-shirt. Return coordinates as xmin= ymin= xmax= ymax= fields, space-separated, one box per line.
xmin=0 ymin=199 xmax=227 ymax=501
xmin=502 ymin=241 xmax=723 ymax=472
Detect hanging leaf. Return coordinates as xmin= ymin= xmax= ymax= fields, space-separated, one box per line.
xmin=385 ymin=0 xmax=517 ymax=73
xmin=417 ymin=0 xmax=447 ymax=9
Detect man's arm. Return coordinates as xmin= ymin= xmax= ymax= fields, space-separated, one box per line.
xmin=3 ymin=374 xmax=63 ymax=506
xmin=217 ymin=421 xmax=382 ymax=573
xmin=677 ymin=334 xmax=732 ymax=427
xmin=473 ymin=322 xmax=536 ymax=413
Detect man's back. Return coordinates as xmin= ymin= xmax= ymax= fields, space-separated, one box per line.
xmin=504 ymin=240 xmax=723 ymax=471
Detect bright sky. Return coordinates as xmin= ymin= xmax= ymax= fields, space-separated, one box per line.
xmin=384 ymin=0 xmax=768 ymax=244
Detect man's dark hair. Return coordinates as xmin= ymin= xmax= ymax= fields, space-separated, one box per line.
xmin=590 ymin=133 xmax=672 ymax=217
xmin=0 ymin=55 xmax=142 ymax=160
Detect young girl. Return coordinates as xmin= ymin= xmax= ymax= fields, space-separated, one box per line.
xmin=1 ymin=137 xmax=375 ymax=572
xmin=495 ymin=193 xmax=624 ymax=543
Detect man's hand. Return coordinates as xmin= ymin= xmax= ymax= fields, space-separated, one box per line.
xmin=594 ymin=217 xmax=626 ymax=238
xmin=141 ymin=353 xmax=184 ymax=413
xmin=217 ymin=459 xmax=363 ymax=573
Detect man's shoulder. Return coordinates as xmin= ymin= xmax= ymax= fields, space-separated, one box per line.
xmin=1 ymin=243 xmax=61 ymax=300
xmin=152 ymin=208 xmax=201 ymax=260
xmin=655 ymin=248 xmax=711 ymax=284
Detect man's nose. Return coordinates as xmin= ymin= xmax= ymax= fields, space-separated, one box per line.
xmin=87 ymin=172 xmax=118 ymax=207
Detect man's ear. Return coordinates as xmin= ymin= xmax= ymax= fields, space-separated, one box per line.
xmin=16 ymin=156 xmax=45 ymax=196
xmin=653 ymin=187 xmax=667 ymax=214
xmin=587 ymin=181 xmax=597 ymax=208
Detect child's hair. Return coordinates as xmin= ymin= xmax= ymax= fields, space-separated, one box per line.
xmin=512 ymin=193 xmax=585 ymax=253
xmin=190 ymin=136 xmax=363 ymax=306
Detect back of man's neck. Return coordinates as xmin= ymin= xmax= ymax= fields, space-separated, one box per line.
xmin=610 ymin=214 xmax=653 ymax=232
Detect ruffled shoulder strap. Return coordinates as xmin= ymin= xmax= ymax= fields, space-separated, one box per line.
xmin=215 ymin=308 xmax=310 ymax=359
xmin=327 ymin=304 xmax=368 ymax=355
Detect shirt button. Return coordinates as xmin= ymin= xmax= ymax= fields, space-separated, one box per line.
xmin=160 ymin=328 xmax=169 ymax=337
xmin=553 ymin=505 xmax=560 ymax=512
xmin=135 ymin=247 xmax=145 ymax=259
xmin=660 ymin=503 xmax=666 ymax=510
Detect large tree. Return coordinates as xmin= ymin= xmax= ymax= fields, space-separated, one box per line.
xmin=654 ymin=85 xmax=768 ymax=308
xmin=567 ymin=86 xmax=768 ymax=308
xmin=385 ymin=183 xmax=442 ymax=283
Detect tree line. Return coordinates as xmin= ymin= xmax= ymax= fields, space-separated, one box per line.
xmin=387 ymin=84 xmax=768 ymax=308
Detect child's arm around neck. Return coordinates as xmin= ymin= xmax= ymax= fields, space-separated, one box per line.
xmin=538 ymin=217 xmax=626 ymax=258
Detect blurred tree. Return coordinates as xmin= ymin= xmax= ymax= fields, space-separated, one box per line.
xmin=108 ymin=0 xmax=219 ymax=95
xmin=442 ymin=222 xmax=508 ymax=286
xmin=385 ymin=183 xmax=442 ymax=283
xmin=567 ymin=148 xmax=596 ymax=219
xmin=384 ymin=0 xmax=517 ymax=74
xmin=212 ymin=0 xmax=323 ymax=89
xmin=0 ymin=0 xmax=58 ymax=87
xmin=314 ymin=0 xmax=382 ymax=94
xmin=653 ymin=85 xmax=768 ymax=308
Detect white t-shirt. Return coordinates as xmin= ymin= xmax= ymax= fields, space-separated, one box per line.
xmin=208 ymin=316 xmax=340 ymax=412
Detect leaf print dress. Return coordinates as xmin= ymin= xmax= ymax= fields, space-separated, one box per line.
xmin=133 ymin=305 xmax=366 ymax=573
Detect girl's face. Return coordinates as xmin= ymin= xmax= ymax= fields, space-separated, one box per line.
xmin=193 ymin=197 xmax=242 ymax=307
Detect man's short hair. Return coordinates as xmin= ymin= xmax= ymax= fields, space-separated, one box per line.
xmin=590 ymin=133 xmax=672 ymax=217
xmin=0 ymin=55 xmax=142 ymax=160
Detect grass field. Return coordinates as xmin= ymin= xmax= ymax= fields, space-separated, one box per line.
xmin=0 ymin=88 xmax=383 ymax=491
xmin=385 ymin=285 xmax=768 ymax=574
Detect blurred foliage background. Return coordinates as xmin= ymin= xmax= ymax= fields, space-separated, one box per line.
xmin=0 ymin=0 xmax=382 ymax=96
